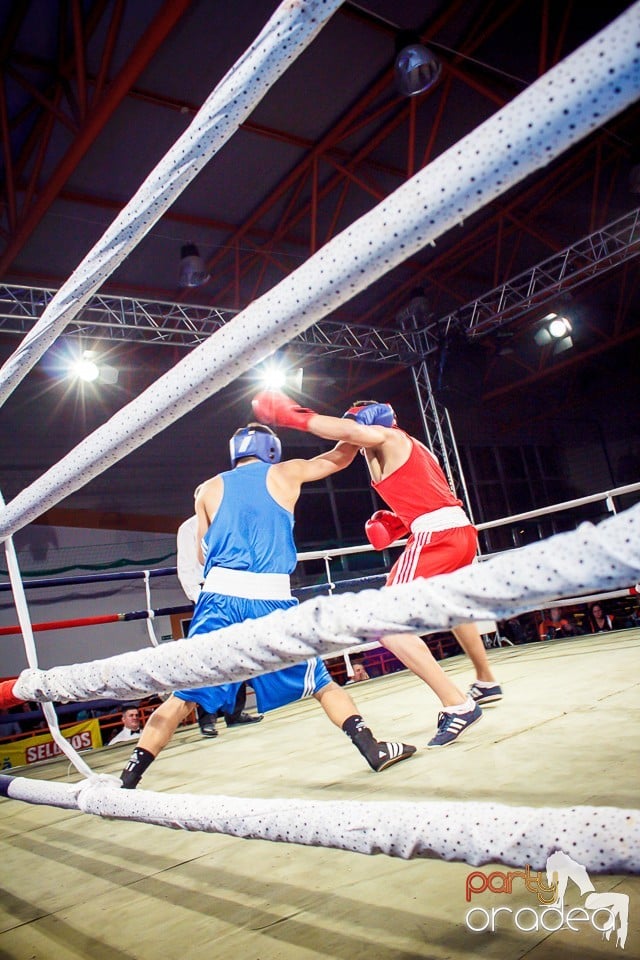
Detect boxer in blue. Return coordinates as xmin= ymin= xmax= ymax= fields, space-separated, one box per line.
xmin=120 ymin=423 xmax=415 ymax=788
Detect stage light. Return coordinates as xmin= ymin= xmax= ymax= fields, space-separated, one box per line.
xmin=261 ymin=366 xmax=287 ymax=391
xmin=534 ymin=313 xmax=573 ymax=354
xmin=72 ymin=353 xmax=100 ymax=382
xmin=178 ymin=243 xmax=210 ymax=288
xmin=548 ymin=315 xmax=571 ymax=339
xmin=394 ymin=34 xmax=441 ymax=97
xmin=69 ymin=349 xmax=119 ymax=384
xmin=256 ymin=360 xmax=303 ymax=393
xmin=395 ymin=287 xmax=430 ymax=329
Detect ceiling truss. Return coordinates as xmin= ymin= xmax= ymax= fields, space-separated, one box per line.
xmin=439 ymin=207 xmax=640 ymax=339
xmin=0 ymin=210 xmax=637 ymax=373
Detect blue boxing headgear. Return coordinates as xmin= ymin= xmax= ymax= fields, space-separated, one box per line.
xmin=230 ymin=423 xmax=282 ymax=467
xmin=342 ymin=400 xmax=396 ymax=427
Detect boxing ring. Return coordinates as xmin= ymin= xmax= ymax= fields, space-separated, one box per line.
xmin=1 ymin=2 xmax=640 ymax=954
xmin=2 ymin=626 xmax=639 ymax=958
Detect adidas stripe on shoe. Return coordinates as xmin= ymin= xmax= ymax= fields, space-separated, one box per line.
xmin=427 ymin=703 xmax=482 ymax=748
xmin=370 ymin=741 xmax=416 ymax=772
xmin=468 ymin=681 xmax=503 ymax=705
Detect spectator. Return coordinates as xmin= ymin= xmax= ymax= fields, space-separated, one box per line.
xmin=498 ymin=616 xmax=528 ymax=645
xmin=0 ymin=717 xmax=21 ymax=739
xmin=109 ymin=705 xmax=143 ymax=745
xmin=624 ymin=604 xmax=640 ymax=628
xmin=538 ymin=607 xmax=576 ymax=640
xmin=588 ymin=602 xmax=615 ymax=633
xmin=346 ymin=656 xmax=370 ymax=684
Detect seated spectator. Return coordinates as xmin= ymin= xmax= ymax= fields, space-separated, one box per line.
xmin=624 ymin=604 xmax=640 ymax=628
xmin=0 ymin=718 xmax=22 ymax=739
xmin=498 ymin=616 xmax=528 ymax=645
xmin=538 ymin=607 xmax=576 ymax=640
xmin=109 ymin=705 xmax=143 ymax=745
xmin=346 ymin=655 xmax=371 ymax=683
xmin=587 ymin=602 xmax=615 ymax=633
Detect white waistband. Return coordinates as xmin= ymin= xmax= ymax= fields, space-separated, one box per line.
xmin=202 ymin=567 xmax=292 ymax=600
xmin=410 ymin=505 xmax=471 ymax=534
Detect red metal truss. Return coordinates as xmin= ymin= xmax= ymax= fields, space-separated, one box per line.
xmin=0 ymin=0 xmax=193 ymax=277
xmin=0 ymin=0 xmax=635 ymax=366
xmin=178 ymin=0 xmax=473 ymax=303
xmin=352 ymin=119 xmax=634 ymax=331
xmin=180 ymin=0 xmax=632 ymax=321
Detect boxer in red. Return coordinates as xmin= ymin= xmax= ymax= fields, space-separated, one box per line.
xmin=253 ymin=391 xmax=502 ymax=747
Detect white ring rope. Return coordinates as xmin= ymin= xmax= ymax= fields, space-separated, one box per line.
xmin=1 ymin=490 xmax=94 ymax=777
xmin=1 ymin=775 xmax=638 ymax=874
xmin=11 ymin=502 xmax=640 ymax=704
xmin=1 ymin=3 xmax=639 ymax=542
xmin=142 ymin=569 xmax=160 ymax=647
xmin=0 ymin=0 xmax=344 ymax=408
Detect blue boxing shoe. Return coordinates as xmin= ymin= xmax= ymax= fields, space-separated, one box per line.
xmin=427 ymin=702 xmax=482 ymax=748
xmin=468 ymin=681 xmax=503 ymax=706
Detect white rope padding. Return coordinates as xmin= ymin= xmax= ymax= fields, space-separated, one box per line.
xmin=1 ymin=3 xmax=638 ymax=542
xmin=12 ymin=501 xmax=640 ymax=703
xmin=1 ymin=775 xmax=637 ymax=873
xmin=0 ymin=0 xmax=344 ymax=409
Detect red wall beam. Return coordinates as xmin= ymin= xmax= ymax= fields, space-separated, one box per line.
xmin=0 ymin=0 xmax=193 ymax=277
xmin=198 ymin=0 xmax=470 ymax=286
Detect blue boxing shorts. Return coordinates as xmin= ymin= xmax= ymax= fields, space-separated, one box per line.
xmin=174 ymin=591 xmax=332 ymax=714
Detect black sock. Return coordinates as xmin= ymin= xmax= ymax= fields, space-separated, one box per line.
xmin=120 ymin=747 xmax=155 ymax=790
xmin=342 ymin=714 xmax=368 ymax=740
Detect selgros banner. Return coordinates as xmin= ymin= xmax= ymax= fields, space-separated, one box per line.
xmin=0 ymin=719 xmax=103 ymax=769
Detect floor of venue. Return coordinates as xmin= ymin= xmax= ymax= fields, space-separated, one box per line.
xmin=1 ymin=631 xmax=638 ymax=960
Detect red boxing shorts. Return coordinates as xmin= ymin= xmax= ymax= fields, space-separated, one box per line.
xmin=386 ymin=525 xmax=478 ymax=585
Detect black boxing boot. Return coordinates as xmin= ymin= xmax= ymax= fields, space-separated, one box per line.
xmin=342 ymin=715 xmax=416 ymax=772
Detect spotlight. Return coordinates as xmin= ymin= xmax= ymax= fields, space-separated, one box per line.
xmin=394 ymin=33 xmax=441 ymax=97
xmin=261 ymin=366 xmax=287 ymax=391
xmin=72 ymin=354 xmax=100 ymax=382
xmin=395 ymin=287 xmax=430 ymax=329
xmin=534 ymin=313 xmax=573 ymax=354
xmin=548 ymin=316 xmax=571 ymax=339
xmin=69 ymin=349 xmax=118 ymax=384
xmin=256 ymin=360 xmax=303 ymax=393
xmin=178 ymin=243 xmax=210 ymax=288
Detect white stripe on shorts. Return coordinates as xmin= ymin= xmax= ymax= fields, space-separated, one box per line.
xmin=303 ymin=659 xmax=316 ymax=698
xmin=392 ymin=530 xmax=432 ymax=584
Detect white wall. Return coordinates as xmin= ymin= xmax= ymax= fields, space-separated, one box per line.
xmin=0 ymin=526 xmax=188 ymax=676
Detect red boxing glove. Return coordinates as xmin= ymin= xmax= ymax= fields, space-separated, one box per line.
xmin=365 ymin=510 xmax=408 ymax=550
xmin=0 ymin=678 xmax=24 ymax=711
xmin=252 ymin=390 xmax=317 ymax=432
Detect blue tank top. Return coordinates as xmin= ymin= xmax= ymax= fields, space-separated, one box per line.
xmin=201 ymin=461 xmax=297 ymax=575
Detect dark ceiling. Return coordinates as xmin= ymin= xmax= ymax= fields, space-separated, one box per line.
xmin=0 ymin=0 xmax=639 ymax=531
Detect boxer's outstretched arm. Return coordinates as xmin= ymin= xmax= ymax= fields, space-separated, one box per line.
xmin=252 ymin=390 xmax=387 ymax=447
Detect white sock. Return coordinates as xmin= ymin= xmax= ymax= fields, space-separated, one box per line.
xmin=446 ymin=696 xmax=475 ymax=715
xmin=473 ymin=679 xmax=496 ymax=689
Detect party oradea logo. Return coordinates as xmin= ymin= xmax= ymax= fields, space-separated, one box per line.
xmin=465 ymin=851 xmax=629 ymax=950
